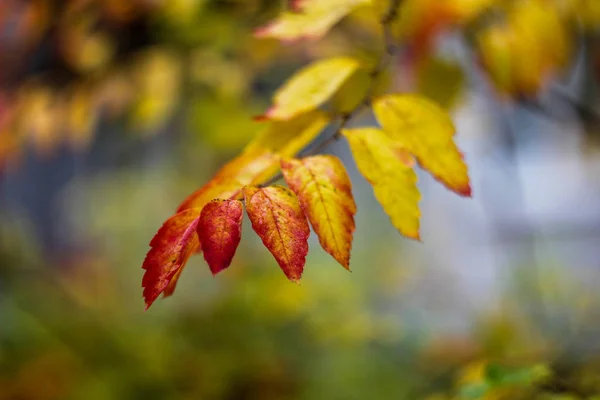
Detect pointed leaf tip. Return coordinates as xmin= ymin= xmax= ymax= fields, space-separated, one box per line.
xmin=198 ymin=199 xmax=244 ymax=275
xmin=260 ymin=57 xmax=361 ymax=121
xmin=243 ymin=185 xmax=310 ymax=281
xmin=142 ymin=208 xmax=201 ymax=309
xmin=281 ymin=155 xmax=356 ymax=269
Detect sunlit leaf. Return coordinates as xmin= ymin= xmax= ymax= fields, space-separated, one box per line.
xmin=243 ymin=185 xmax=310 ymax=281
xmin=343 ymin=127 xmax=421 ymax=239
xmin=373 ymin=94 xmax=471 ymax=196
xmin=197 ymin=199 xmax=243 ymax=275
xmin=142 ymin=208 xmax=201 ymax=309
xmin=281 ymin=155 xmax=356 ymax=269
xmin=178 ymin=111 xmax=329 ymax=211
xmin=257 ymin=57 xmax=361 ymax=121
xmin=254 ymin=0 xmax=370 ymax=42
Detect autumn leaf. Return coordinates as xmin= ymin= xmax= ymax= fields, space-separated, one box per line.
xmin=177 ymin=151 xmax=278 ymax=213
xmin=257 ymin=57 xmax=361 ymax=121
xmin=254 ymin=0 xmax=370 ymax=42
xmin=197 ymin=199 xmax=243 ymax=275
xmin=281 ymin=155 xmax=356 ymax=269
xmin=243 ymin=185 xmax=310 ymax=281
xmin=178 ymin=110 xmax=329 ymax=212
xmin=343 ymin=127 xmax=421 ymax=240
xmin=372 ymin=94 xmax=471 ymax=196
xmin=142 ymin=208 xmax=201 ymax=309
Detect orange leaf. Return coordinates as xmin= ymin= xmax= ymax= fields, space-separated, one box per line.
xmin=178 ymin=111 xmax=329 ymax=212
xmin=177 ymin=151 xmax=278 ymax=212
xmin=142 ymin=208 xmax=201 ymax=309
xmin=197 ymin=199 xmax=243 ymax=275
xmin=257 ymin=57 xmax=361 ymax=121
xmin=281 ymin=155 xmax=356 ymax=269
xmin=243 ymin=185 xmax=310 ymax=281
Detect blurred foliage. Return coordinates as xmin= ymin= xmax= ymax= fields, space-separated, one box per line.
xmin=0 ymin=0 xmax=600 ymax=399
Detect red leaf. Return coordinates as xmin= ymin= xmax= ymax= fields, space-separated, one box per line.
xmin=243 ymin=185 xmax=310 ymax=281
xmin=142 ymin=208 xmax=200 ymax=309
xmin=197 ymin=199 xmax=244 ymax=275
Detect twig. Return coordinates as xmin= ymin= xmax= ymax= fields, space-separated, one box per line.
xmin=260 ymin=0 xmax=403 ymax=187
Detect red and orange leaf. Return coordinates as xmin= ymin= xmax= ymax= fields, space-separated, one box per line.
xmin=142 ymin=208 xmax=201 ymax=309
xmin=162 ymin=267 xmax=183 ymax=298
xmin=197 ymin=199 xmax=243 ymax=275
xmin=177 ymin=151 xmax=278 ymax=212
xmin=147 ymin=112 xmax=328 ymax=301
xmin=243 ymin=185 xmax=310 ymax=281
xmin=372 ymin=94 xmax=471 ymax=197
xmin=178 ymin=111 xmax=329 ymax=212
xmin=281 ymin=155 xmax=356 ymax=269
xmin=343 ymin=127 xmax=421 ymax=240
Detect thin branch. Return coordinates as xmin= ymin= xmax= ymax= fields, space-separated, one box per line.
xmin=260 ymin=0 xmax=402 ymax=187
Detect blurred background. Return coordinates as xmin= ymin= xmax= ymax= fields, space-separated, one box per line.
xmin=1 ymin=0 xmax=600 ymax=398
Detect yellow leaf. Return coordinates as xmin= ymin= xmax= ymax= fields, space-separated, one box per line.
xmin=258 ymin=57 xmax=361 ymax=121
xmin=178 ymin=111 xmax=329 ymax=211
xmin=373 ymin=94 xmax=471 ymax=196
xmin=281 ymin=155 xmax=356 ymax=269
xmin=254 ymin=0 xmax=371 ymax=42
xmin=245 ymin=110 xmax=330 ymax=156
xmin=342 ymin=127 xmax=421 ymax=239
xmin=476 ymin=1 xmax=571 ymax=96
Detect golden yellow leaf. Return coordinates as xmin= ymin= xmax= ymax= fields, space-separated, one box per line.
xmin=342 ymin=127 xmax=421 ymax=239
xmin=281 ymin=155 xmax=356 ymax=269
xmin=258 ymin=57 xmax=361 ymax=121
xmin=254 ymin=0 xmax=371 ymax=42
xmin=373 ymin=94 xmax=471 ymax=196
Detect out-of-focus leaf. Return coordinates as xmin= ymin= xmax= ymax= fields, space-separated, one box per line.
xmin=257 ymin=57 xmax=361 ymax=121
xmin=130 ymin=49 xmax=182 ymax=134
xmin=281 ymin=155 xmax=356 ymax=269
xmin=243 ymin=185 xmax=310 ymax=281
xmin=142 ymin=208 xmax=201 ymax=309
xmin=179 ymin=110 xmax=329 ymax=211
xmin=66 ymin=86 xmax=97 ymax=151
xmin=197 ymin=199 xmax=243 ymax=275
xmin=254 ymin=0 xmax=370 ymax=42
xmin=417 ymin=56 xmax=465 ymax=109
xmin=373 ymin=94 xmax=471 ymax=196
xmin=331 ymin=67 xmax=371 ymax=114
xmin=343 ymin=127 xmax=421 ymax=239
xmin=477 ymin=1 xmax=571 ymax=96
